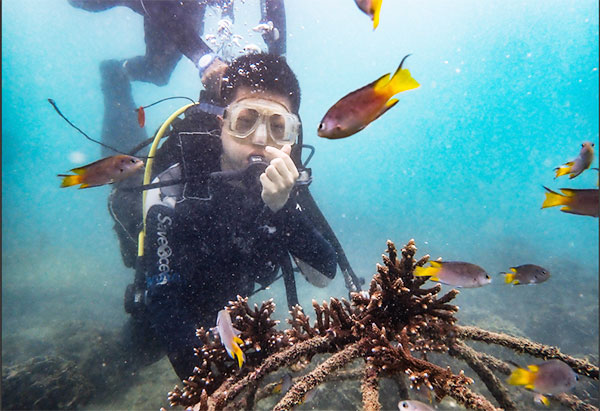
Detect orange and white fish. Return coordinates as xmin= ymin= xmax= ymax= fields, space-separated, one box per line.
xmin=507 ymin=359 xmax=578 ymax=406
xmin=554 ymin=142 xmax=595 ymax=179
xmin=414 ymin=261 xmax=491 ymax=288
xmin=58 ymin=154 xmax=144 ymax=189
xmin=354 ymin=0 xmax=383 ymax=29
xmin=216 ymin=309 xmax=245 ymax=369
xmin=542 ymin=186 xmax=599 ymax=217
xmin=317 ymin=55 xmax=420 ymax=139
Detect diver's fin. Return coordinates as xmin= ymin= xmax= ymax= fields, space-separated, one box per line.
xmin=293 ymin=256 xmax=332 ymax=288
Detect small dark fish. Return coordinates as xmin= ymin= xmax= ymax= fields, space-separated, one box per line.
xmin=542 ymin=186 xmax=599 ymax=217
xmin=398 ymin=399 xmax=435 ymax=411
xmin=554 ymin=142 xmax=594 ymax=179
xmin=414 ymin=261 xmax=491 ymax=288
xmin=298 ymin=388 xmax=317 ymax=405
xmin=272 ymin=373 xmax=292 ymax=394
xmin=507 ymin=359 xmax=578 ymax=406
xmin=501 ymin=264 xmax=550 ymax=285
xmin=318 ymin=55 xmax=420 ymax=139
xmin=58 ymin=155 xmax=144 ymax=189
xmin=354 ymin=0 xmax=383 ymax=29
xmin=137 ymin=106 xmax=146 ymax=128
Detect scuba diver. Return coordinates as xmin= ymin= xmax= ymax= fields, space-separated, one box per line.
xmin=111 ymin=53 xmax=361 ymax=380
xmin=78 ymin=1 xmax=362 ymax=381
xmin=68 ymin=0 xmax=286 ymax=157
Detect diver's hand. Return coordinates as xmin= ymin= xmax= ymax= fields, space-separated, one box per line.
xmin=201 ymin=58 xmax=228 ymax=96
xmin=260 ymin=145 xmax=299 ymax=213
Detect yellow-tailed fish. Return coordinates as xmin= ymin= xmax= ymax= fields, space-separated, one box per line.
xmin=354 ymin=0 xmax=383 ymax=29
xmin=317 ymin=55 xmax=420 ymax=139
xmin=272 ymin=373 xmax=292 ymax=394
xmin=398 ymin=399 xmax=435 ymax=411
xmin=216 ymin=309 xmax=245 ymax=368
xmin=414 ymin=261 xmax=491 ymax=288
xmin=507 ymin=359 xmax=578 ymax=406
xmin=542 ymin=186 xmax=599 ymax=217
xmin=501 ymin=264 xmax=550 ymax=285
xmin=58 ymin=154 xmax=144 ymax=189
xmin=554 ymin=142 xmax=595 ymax=179
xmin=298 ymin=388 xmax=317 ymax=405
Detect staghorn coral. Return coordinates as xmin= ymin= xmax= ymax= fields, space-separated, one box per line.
xmin=167 ymin=240 xmax=599 ymax=411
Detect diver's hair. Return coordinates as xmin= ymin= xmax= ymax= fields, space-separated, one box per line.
xmin=219 ymin=53 xmax=301 ymax=113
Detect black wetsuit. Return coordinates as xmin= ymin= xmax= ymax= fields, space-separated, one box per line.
xmin=112 ymin=114 xmax=337 ymax=380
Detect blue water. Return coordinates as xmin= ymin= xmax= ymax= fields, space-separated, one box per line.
xmin=2 ymin=0 xmax=598 ymax=409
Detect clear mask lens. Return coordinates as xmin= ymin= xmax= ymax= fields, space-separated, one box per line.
xmin=225 ymin=100 xmax=299 ymax=145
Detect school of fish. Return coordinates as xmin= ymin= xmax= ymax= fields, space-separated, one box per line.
xmin=53 ymin=1 xmax=596 ymax=408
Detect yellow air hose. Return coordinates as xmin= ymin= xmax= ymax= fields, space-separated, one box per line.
xmin=138 ymin=103 xmax=197 ymax=257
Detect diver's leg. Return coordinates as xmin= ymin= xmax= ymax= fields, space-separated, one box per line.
xmin=68 ymin=0 xmax=122 ymax=12
xmin=261 ymin=0 xmax=286 ymax=56
xmin=108 ymin=174 xmax=143 ymax=268
xmin=120 ymin=315 xmax=166 ymax=370
xmin=68 ymin=0 xmax=145 ymax=13
xmin=140 ymin=1 xmax=212 ymax=66
xmin=99 ymin=59 xmax=147 ymax=157
xmin=167 ymin=347 xmax=200 ymax=381
xmin=123 ymin=19 xmax=183 ymax=86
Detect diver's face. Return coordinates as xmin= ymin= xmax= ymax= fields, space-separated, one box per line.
xmin=219 ymin=87 xmax=295 ymax=171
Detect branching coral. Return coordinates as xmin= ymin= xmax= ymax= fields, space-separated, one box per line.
xmin=167 ymin=240 xmax=599 ymax=411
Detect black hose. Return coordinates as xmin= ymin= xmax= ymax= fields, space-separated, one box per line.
xmin=280 ymin=252 xmax=298 ymax=310
xmin=296 ymin=186 xmax=362 ymax=292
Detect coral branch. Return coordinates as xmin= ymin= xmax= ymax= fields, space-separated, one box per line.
xmin=442 ymin=378 xmax=502 ymax=411
xmin=273 ymin=342 xmax=361 ymax=411
xmin=455 ymin=326 xmax=599 ymax=379
xmin=166 ymin=240 xmax=597 ymax=411
xmin=361 ymin=364 xmax=380 ymax=411
xmin=449 ymin=340 xmax=518 ymax=410
xmin=209 ymin=336 xmax=332 ymax=410
xmin=554 ymin=393 xmax=599 ymax=411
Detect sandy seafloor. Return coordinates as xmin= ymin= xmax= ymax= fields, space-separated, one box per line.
xmin=2 ymin=0 xmax=599 ymax=410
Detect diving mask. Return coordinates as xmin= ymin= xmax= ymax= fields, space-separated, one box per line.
xmin=223 ymin=98 xmax=300 ymax=146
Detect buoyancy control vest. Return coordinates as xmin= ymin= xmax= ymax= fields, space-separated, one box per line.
xmin=111 ymin=101 xmax=363 ymax=316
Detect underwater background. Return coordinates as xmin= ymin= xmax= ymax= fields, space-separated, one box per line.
xmin=2 ymin=0 xmax=598 ymax=410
